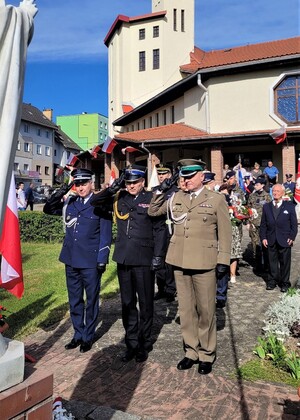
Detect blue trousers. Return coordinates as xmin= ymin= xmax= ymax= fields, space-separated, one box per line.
xmin=65 ymin=265 xmax=101 ymax=343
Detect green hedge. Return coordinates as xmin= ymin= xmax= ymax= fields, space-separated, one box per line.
xmin=19 ymin=211 xmax=65 ymax=242
xmin=19 ymin=211 xmax=117 ymax=243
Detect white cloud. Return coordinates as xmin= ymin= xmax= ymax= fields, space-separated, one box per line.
xmin=7 ymin=0 xmax=300 ymax=62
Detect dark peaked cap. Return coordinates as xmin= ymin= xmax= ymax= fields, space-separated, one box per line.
xmin=124 ymin=164 xmax=146 ymax=181
xmin=71 ymin=168 xmax=94 ymax=182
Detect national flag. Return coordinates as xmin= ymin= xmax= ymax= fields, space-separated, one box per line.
xmin=238 ymin=169 xmax=246 ymax=192
xmin=102 ymin=136 xmax=117 ymax=154
xmin=67 ymin=153 xmax=79 ymax=166
xmin=270 ymin=126 xmax=287 ymax=145
xmin=0 ymin=173 xmax=24 ymax=299
xmin=147 ymin=165 xmax=160 ymax=191
xmin=121 ymin=146 xmax=141 ymax=154
xmin=294 ymin=155 xmax=300 ymax=204
xmin=90 ymin=144 xmax=101 ymax=158
xmin=109 ymin=168 xmax=116 ymax=186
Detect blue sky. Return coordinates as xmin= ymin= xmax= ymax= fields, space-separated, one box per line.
xmin=9 ymin=0 xmax=300 ymax=122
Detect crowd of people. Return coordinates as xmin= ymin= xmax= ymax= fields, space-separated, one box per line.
xmin=42 ymin=158 xmax=298 ymax=376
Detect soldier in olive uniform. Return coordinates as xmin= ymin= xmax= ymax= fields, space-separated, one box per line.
xmin=91 ymin=165 xmax=166 ymax=363
xmin=247 ymin=177 xmax=272 ymax=272
xmin=149 ymin=159 xmax=232 ymax=375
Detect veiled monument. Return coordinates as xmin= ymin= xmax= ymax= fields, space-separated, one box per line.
xmin=0 ymin=0 xmax=37 ymax=392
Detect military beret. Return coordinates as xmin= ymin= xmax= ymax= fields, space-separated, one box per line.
xmin=177 ymin=158 xmax=206 ymax=178
xmin=203 ymin=172 xmax=216 ymax=184
xmin=225 ymin=170 xmax=236 ymax=180
xmin=71 ymin=168 xmax=94 ymax=183
xmin=254 ymin=177 xmax=266 ymax=185
xmin=124 ymin=164 xmax=146 ymax=181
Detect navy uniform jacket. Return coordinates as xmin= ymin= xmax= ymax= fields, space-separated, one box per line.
xmin=91 ymin=189 xmax=165 ymax=266
xmin=44 ymin=194 xmax=112 ymax=268
xmin=260 ymin=201 xmax=298 ymax=248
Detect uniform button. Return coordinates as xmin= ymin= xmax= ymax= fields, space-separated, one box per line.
xmin=128 ymin=236 xmax=131 ymax=239
xmin=75 ymin=239 xmax=77 ymax=241
xmin=130 ymin=208 xmax=133 ymax=211
xmin=130 ymin=218 xmax=133 ymax=221
xmin=187 ymin=218 xmax=190 ymax=221
xmin=188 ymin=210 xmax=192 ymax=213
xmin=78 ymin=215 xmax=81 ymax=218
xmin=129 ymin=227 xmax=132 ymax=230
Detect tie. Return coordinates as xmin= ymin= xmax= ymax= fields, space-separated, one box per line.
xmin=190 ymin=192 xmax=196 ymax=202
xmin=81 ymin=198 xmax=84 ymax=204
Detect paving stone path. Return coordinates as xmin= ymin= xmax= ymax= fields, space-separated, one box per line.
xmin=23 ymin=227 xmax=300 ymax=419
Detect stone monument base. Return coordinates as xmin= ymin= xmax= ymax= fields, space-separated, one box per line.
xmin=0 ymin=335 xmax=24 ymax=392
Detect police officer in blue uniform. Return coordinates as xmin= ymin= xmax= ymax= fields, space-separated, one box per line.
xmin=43 ymin=169 xmax=112 ymax=353
xmin=91 ymin=165 xmax=166 ymax=363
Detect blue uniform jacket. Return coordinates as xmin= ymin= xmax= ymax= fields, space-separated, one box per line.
xmin=260 ymin=200 xmax=298 ymax=248
xmin=44 ymin=194 xmax=112 ymax=268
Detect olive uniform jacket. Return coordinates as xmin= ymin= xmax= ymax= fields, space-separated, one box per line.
xmin=148 ymin=188 xmax=232 ymax=270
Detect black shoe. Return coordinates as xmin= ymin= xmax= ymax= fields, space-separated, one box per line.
xmin=198 ymin=361 xmax=213 ymax=375
xmin=80 ymin=341 xmax=92 ymax=353
xmin=135 ymin=348 xmax=148 ymax=363
xmin=165 ymin=293 xmax=176 ymax=303
xmin=266 ymin=285 xmax=276 ymax=290
xmin=281 ymin=287 xmax=288 ymax=293
xmin=177 ymin=357 xmax=198 ymax=370
xmin=216 ymin=300 xmax=226 ymax=309
xmin=154 ymin=291 xmax=166 ymax=300
xmin=65 ymin=338 xmax=82 ymax=350
xmin=121 ymin=348 xmax=137 ymax=362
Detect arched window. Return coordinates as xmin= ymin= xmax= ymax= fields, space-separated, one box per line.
xmin=274 ymin=75 xmax=300 ymax=125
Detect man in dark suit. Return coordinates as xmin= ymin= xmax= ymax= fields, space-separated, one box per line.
xmin=43 ymin=169 xmax=112 ymax=353
xmin=260 ymin=183 xmax=298 ymax=292
xmin=91 ymin=165 xmax=166 ymax=363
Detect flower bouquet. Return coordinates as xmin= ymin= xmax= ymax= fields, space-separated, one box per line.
xmin=228 ymin=197 xmax=252 ymax=226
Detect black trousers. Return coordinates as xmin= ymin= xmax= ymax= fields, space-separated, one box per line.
xmin=117 ymin=264 xmax=155 ymax=350
xmin=267 ymin=242 xmax=291 ymax=288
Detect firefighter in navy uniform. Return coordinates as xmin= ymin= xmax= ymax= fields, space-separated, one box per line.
xmin=152 ymin=164 xmax=178 ymax=302
xmin=43 ymin=169 xmax=112 ymax=353
xmin=90 ymin=165 xmax=166 ymax=363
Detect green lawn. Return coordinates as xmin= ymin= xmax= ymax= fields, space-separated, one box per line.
xmin=0 ymin=242 xmax=118 ymax=340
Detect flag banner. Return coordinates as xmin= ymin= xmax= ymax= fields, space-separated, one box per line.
xmin=238 ymin=169 xmax=246 ymax=192
xmin=147 ymin=165 xmax=160 ymax=191
xmin=270 ymin=126 xmax=287 ymax=145
xmin=121 ymin=146 xmax=141 ymax=154
xmin=294 ymin=156 xmax=300 ymax=205
xmin=67 ymin=153 xmax=79 ymax=167
xmin=90 ymin=144 xmax=101 ymax=158
xmin=0 ymin=173 xmax=24 ymax=298
xmin=109 ymin=168 xmax=116 ymax=186
xmin=102 ymin=136 xmax=117 ymax=154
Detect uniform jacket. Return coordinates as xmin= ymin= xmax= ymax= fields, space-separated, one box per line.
xmin=283 ymin=181 xmax=296 ymax=195
xmin=149 ymin=189 xmax=232 ymax=270
xmin=44 ymin=194 xmax=112 ymax=268
xmin=247 ymin=189 xmax=272 ymax=227
xmin=91 ymin=189 xmax=166 ymax=266
xmin=260 ymin=200 xmax=298 ymax=247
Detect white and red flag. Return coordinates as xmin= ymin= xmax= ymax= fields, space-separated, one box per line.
xmin=109 ymin=168 xmax=117 ymax=186
xmin=121 ymin=146 xmax=141 ymax=154
xmin=270 ymin=126 xmax=287 ymax=145
xmin=0 ymin=173 xmax=24 ymax=298
xmin=102 ymin=136 xmax=117 ymax=154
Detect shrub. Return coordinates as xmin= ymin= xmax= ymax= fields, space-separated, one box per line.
xmin=262 ymin=289 xmax=300 ymax=340
xmin=19 ymin=211 xmax=64 ymax=242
